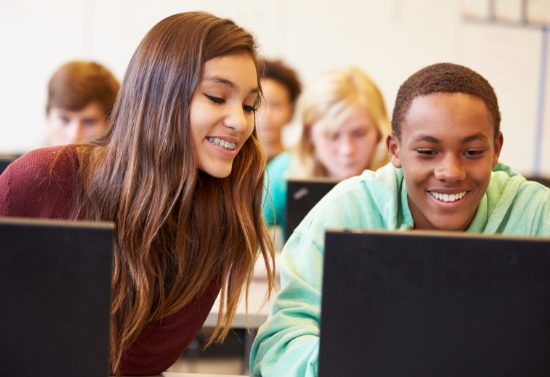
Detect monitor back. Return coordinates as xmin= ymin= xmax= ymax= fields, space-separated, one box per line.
xmin=0 ymin=217 xmax=114 ymax=377
xmin=319 ymin=229 xmax=550 ymax=377
xmin=285 ymin=178 xmax=338 ymax=241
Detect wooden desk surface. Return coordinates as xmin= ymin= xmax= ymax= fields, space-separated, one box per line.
xmin=203 ymin=275 xmax=276 ymax=329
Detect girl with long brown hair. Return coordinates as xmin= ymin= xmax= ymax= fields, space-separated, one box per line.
xmin=0 ymin=12 xmax=275 ymax=376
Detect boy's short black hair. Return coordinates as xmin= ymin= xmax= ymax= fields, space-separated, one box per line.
xmin=392 ymin=63 xmax=501 ymax=140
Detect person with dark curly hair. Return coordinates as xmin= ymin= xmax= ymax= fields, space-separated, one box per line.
xmin=255 ymin=59 xmax=302 ymax=161
xmin=250 ymin=62 xmax=550 ymax=377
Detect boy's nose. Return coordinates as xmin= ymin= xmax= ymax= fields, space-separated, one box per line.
xmin=434 ymin=154 xmax=466 ymax=183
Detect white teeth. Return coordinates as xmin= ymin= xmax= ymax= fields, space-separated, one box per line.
xmin=207 ymin=137 xmax=236 ymax=151
xmin=429 ymin=191 xmax=467 ymax=202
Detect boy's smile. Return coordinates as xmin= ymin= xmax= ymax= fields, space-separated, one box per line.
xmin=387 ymin=92 xmax=503 ymax=231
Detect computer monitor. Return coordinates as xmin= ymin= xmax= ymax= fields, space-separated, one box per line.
xmin=0 ymin=217 xmax=114 ymax=377
xmin=319 ymin=229 xmax=550 ymax=377
xmin=285 ymin=178 xmax=338 ymax=241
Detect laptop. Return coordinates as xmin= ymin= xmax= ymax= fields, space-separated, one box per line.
xmin=285 ymin=178 xmax=338 ymax=241
xmin=319 ymin=229 xmax=550 ymax=377
xmin=0 ymin=217 xmax=114 ymax=377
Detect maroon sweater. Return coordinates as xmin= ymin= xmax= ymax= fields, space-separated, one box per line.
xmin=0 ymin=146 xmax=221 ymax=375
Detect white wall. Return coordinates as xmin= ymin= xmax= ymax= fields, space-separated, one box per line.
xmin=1 ymin=0 xmax=549 ymax=175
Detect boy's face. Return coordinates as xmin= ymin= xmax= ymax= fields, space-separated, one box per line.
xmin=47 ymin=101 xmax=107 ymax=146
xmin=386 ymin=92 xmax=503 ymax=231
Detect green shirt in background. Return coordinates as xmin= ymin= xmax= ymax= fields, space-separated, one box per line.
xmin=262 ymin=152 xmax=291 ymax=229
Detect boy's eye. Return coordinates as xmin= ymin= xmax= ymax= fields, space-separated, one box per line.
xmin=465 ymin=150 xmax=483 ymax=156
xmin=205 ymin=94 xmax=224 ymax=104
xmin=417 ymin=149 xmax=437 ymax=156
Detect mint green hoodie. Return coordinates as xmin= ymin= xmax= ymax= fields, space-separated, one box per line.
xmin=250 ymin=162 xmax=550 ymax=377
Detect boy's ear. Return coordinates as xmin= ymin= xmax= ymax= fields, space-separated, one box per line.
xmin=492 ymin=131 xmax=504 ymax=168
xmin=386 ymin=132 xmax=402 ymax=168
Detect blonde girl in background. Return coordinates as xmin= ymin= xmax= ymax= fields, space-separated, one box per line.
xmin=263 ymin=66 xmax=391 ymax=233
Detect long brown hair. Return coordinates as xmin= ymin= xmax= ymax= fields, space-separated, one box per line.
xmin=71 ymin=12 xmax=274 ymax=373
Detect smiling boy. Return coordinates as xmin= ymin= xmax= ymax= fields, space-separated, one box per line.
xmin=250 ymin=63 xmax=550 ymax=377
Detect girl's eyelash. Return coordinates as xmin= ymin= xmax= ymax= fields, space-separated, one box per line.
xmin=205 ymin=94 xmax=224 ymax=104
xmin=205 ymin=94 xmax=256 ymax=114
xmin=205 ymin=94 xmax=256 ymax=113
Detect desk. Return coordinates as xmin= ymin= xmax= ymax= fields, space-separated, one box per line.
xmin=204 ymin=251 xmax=281 ymax=329
xmin=204 ymin=278 xmax=275 ymax=329
xmin=202 ymin=277 xmax=276 ymax=375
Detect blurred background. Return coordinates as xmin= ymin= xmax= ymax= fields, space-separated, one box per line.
xmin=1 ymin=0 xmax=550 ymax=175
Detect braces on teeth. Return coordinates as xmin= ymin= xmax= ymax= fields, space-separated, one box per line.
xmin=208 ymin=137 xmax=236 ymax=151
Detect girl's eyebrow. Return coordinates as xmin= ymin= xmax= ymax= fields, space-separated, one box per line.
xmin=205 ymin=76 xmax=235 ymax=89
xmin=204 ymin=76 xmax=259 ymax=95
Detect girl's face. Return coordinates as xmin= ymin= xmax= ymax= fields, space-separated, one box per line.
xmin=255 ymin=78 xmax=293 ymax=146
xmin=311 ymin=106 xmax=380 ymax=179
xmin=189 ymin=53 xmax=259 ymax=178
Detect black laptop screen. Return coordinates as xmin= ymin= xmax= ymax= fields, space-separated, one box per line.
xmin=319 ymin=229 xmax=550 ymax=377
xmin=0 ymin=217 xmax=114 ymax=377
xmin=284 ymin=179 xmax=338 ymax=241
